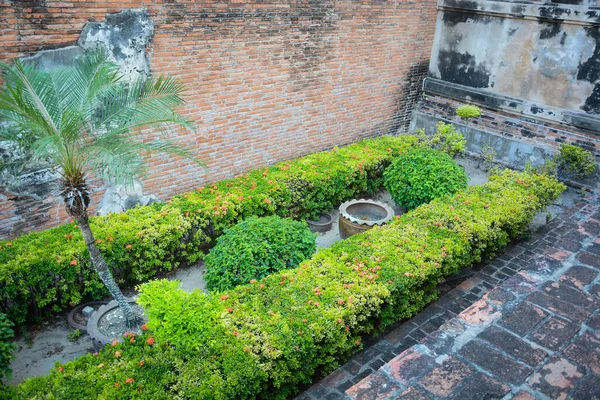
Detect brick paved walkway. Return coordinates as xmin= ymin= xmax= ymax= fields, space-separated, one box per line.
xmin=297 ymin=194 xmax=600 ymax=400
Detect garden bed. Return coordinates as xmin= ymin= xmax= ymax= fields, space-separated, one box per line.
xmin=8 ymin=169 xmax=565 ymax=399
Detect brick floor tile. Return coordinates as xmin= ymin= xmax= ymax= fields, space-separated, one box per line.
xmin=483 ymin=287 xmax=515 ymax=306
xmin=512 ymin=391 xmax=538 ymax=400
xmin=382 ymin=348 xmax=435 ymax=384
xmin=528 ymin=356 xmax=585 ymax=400
xmin=345 ymin=371 xmax=401 ymax=400
xmin=527 ymin=292 xmax=590 ymax=323
xmin=560 ymin=265 xmax=599 ymax=290
xmin=588 ymin=242 xmax=600 ymax=255
xmin=523 ymin=255 xmax=563 ymax=275
xmin=501 ymin=274 xmax=536 ymax=296
xmin=343 ymin=360 xmax=362 ymax=375
xmin=587 ymin=312 xmax=600 ymax=331
xmin=556 ymin=236 xmax=584 ymax=252
xmin=530 ymin=316 xmax=580 ymax=351
xmin=320 ymin=368 xmax=351 ymax=389
xmin=541 ymin=282 xmax=598 ymax=312
xmin=459 ymin=340 xmax=533 ymax=385
xmin=581 ymin=220 xmax=600 ymax=236
xmin=563 ymin=332 xmax=600 ymax=375
xmin=397 ymin=387 xmax=432 ymax=399
xmin=325 ymin=393 xmax=346 ymax=400
xmin=498 ymin=302 xmax=548 ymax=336
xmin=458 ymin=299 xmax=499 ymax=325
xmin=383 ymin=326 xmax=411 ymax=345
xmin=419 ymin=357 xmax=474 ymax=397
xmin=577 ymin=251 xmax=600 ymax=268
xmin=353 ymin=368 xmax=375 ymax=384
xmin=545 ymin=248 xmax=572 ymax=261
xmin=478 ymin=326 xmax=547 ymax=366
xmin=449 ymin=373 xmax=510 ymax=400
xmin=591 ymin=284 xmax=600 ymax=298
xmin=421 ymin=330 xmax=455 ymax=356
xmin=570 ymin=374 xmax=600 ymax=400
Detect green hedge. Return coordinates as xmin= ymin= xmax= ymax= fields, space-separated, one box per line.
xmin=11 ymin=170 xmax=564 ymax=399
xmin=205 ymin=216 xmax=317 ymax=292
xmin=0 ymin=136 xmax=417 ymax=325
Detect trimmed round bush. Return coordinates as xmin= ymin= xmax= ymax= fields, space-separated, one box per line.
xmin=204 ymin=216 xmax=317 ymax=291
xmin=384 ymin=147 xmax=468 ymax=209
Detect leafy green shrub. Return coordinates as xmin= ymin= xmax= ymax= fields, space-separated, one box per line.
xmin=554 ymin=143 xmax=596 ymax=179
xmin=205 ymin=216 xmax=317 ymax=291
xmin=416 ymin=122 xmax=466 ymax=158
xmin=384 ymin=147 xmax=468 ymax=209
xmin=13 ymin=170 xmax=564 ymax=400
xmin=0 ymin=313 xmax=16 ymax=382
xmin=0 ymin=135 xmax=418 ymax=326
xmin=456 ymin=104 xmax=482 ymax=119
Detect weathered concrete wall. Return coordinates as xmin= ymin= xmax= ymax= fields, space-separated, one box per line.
xmin=0 ymin=0 xmax=437 ymax=239
xmin=425 ymin=0 xmax=600 ymax=133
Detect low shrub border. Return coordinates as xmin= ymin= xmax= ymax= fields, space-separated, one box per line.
xmin=11 ymin=170 xmax=564 ymax=399
xmin=0 ymin=135 xmax=417 ymax=326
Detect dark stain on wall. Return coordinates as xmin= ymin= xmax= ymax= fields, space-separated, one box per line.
xmin=437 ymin=50 xmax=490 ymax=88
xmin=442 ymin=10 xmax=492 ymax=27
xmin=390 ymin=61 xmax=430 ymax=133
xmin=582 ymin=84 xmax=600 ymax=114
xmin=577 ymin=27 xmax=600 ymax=114
xmin=539 ymin=22 xmax=561 ymax=39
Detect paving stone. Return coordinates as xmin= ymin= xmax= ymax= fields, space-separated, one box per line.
xmin=383 ymin=326 xmax=411 ymax=345
xmin=421 ymin=330 xmax=455 ymax=356
xmin=588 ymin=242 xmax=600 ymax=256
xmin=527 ymin=356 xmax=585 ymax=400
xmin=560 ymin=265 xmax=599 ymax=290
xmin=450 ymin=373 xmax=510 ymax=400
xmin=570 ymin=374 xmax=600 ymax=400
xmin=325 ymin=393 xmax=346 ymax=400
xmin=459 ymin=340 xmax=533 ymax=385
xmin=527 ymin=292 xmax=590 ymax=323
xmin=591 ymin=284 xmax=600 ymax=298
xmin=581 ymin=220 xmax=600 ymax=236
xmin=478 ymin=326 xmax=547 ymax=366
xmin=321 ymin=368 xmax=351 ymax=389
xmin=353 ymin=346 xmax=383 ymax=366
xmin=545 ymin=247 xmax=572 ymax=261
xmin=501 ymin=274 xmax=537 ymax=296
xmin=577 ymin=251 xmax=600 ymax=268
xmin=563 ymin=332 xmax=600 ymax=375
xmin=369 ymin=359 xmax=384 ymax=371
xmin=498 ymin=301 xmax=548 ymax=337
xmin=587 ymin=312 xmax=600 ymax=331
xmin=512 ymin=391 xmax=538 ymax=400
xmin=353 ymin=368 xmax=375 ymax=384
xmin=540 ymin=281 xmax=598 ymax=312
xmin=522 ymin=255 xmax=563 ymax=275
xmin=556 ymin=236 xmax=584 ymax=252
xmin=419 ymin=357 xmax=474 ymax=397
xmin=337 ymin=379 xmax=355 ymax=393
xmin=397 ymin=387 xmax=432 ymax=399
xmin=345 ymin=371 xmax=401 ymax=400
xmin=382 ymin=348 xmax=435 ymax=384
xmin=458 ymin=299 xmax=499 ymax=325
xmin=530 ymin=316 xmax=580 ymax=351
xmin=343 ymin=360 xmax=363 ymax=375
xmin=482 ymin=287 xmax=515 ymax=306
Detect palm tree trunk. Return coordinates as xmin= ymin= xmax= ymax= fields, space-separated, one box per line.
xmin=72 ymin=211 xmax=141 ymax=329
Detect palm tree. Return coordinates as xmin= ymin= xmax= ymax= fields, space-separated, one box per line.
xmin=0 ymin=49 xmax=202 ymax=328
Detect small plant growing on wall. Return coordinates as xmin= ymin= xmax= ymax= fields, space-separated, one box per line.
xmin=416 ymin=121 xmax=466 ymax=158
xmin=526 ymin=143 xmax=596 ymax=182
xmin=456 ymin=104 xmax=482 ymax=119
xmin=0 ymin=49 xmax=202 ymax=329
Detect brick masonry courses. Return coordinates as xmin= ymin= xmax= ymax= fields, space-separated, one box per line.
xmin=0 ymin=0 xmax=437 ymax=239
xmin=296 ymin=192 xmax=600 ymax=400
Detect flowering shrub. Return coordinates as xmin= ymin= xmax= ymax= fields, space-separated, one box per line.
xmin=11 ymin=170 xmax=564 ymax=399
xmin=415 ymin=122 xmax=467 ymax=158
xmin=384 ymin=147 xmax=468 ymax=209
xmin=205 ymin=216 xmax=317 ymax=292
xmin=0 ymin=136 xmax=417 ymax=326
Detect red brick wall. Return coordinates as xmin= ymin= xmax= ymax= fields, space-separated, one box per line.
xmin=0 ymin=0 xmax=437 ymax=239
